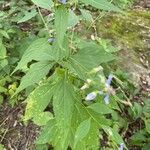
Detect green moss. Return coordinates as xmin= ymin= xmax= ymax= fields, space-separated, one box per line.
xmin=97 ymin=10 xmax=150 ymax=52
xmin=97 ymin=10 xmax=150 ymax=85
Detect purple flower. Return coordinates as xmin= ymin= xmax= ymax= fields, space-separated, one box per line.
xmin=104 ymin=94 xmax=110 ymax=104
xmin=48 ymin=38 xmax=55 ymax=43
xmin=85 ymin=92 xmax=97 ymax=101
xmin=105 ymin=74 xmax=113 ymax=87
xmin=59 ymin=0 xmax=67 ymax=4
xmin=118 ymin=143 xmax=124 ymax=150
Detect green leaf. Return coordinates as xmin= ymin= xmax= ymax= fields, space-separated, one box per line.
xmin=143 ymin=99 xmax=150 ymax=118
xmin=53 ymin=72 xmax=75 ymax=126
xmin=52 ymin=71 xmax=75 ymax=149
xmin=130 ymin=130 xmax=146 ymax=143
xmin=0 ymin=86 xmax=7 ymax=93
xmin=17 ymin=9 xmax=37 ymax=23
xmin=52 ymin=36 xmax=70 ymax=61
xmin=0 ymin=39 xmax=6 ymax=60
xmin=133 ymin=102 xmax=143 ymax=119
xmin=35 ymin=144 xmax=48 ymax=150
xmin=68 ymin=10 xmax=79 ymax=28
xmin=31 ymin=0 xmax=53 ymax=10
xmin=110 ymin=95 xmax=120 ymax=111
xmin=0 ymin=59 xmax=8 ymax=70
xmin=55 ymin=6 xmax=69 ymax=48
xmin=88 ymin=103 xmax=112 ymax=114
xmin=0 ymin=30 xmax=9 ymax=39
xmin=73 ymin=120 xmax=99 ymax=150
xmin=36 ymin=120 xmax=57 ymax=144
xmin=15 ymin=61 xmax=54 ymax=94
xmin=13 ymin=38 xmax=54 ymax=73
xmin=145 ymin=119 xmax=150 ymax=134
xmin=24 ymin=79 xmax=55 ymax=121
xmin=81 ymin=0 xmax=121 ymax=12
xmin=33 ymin=111 xmax=53 ymax=126
xmin=84 ymin=122 xmax=99 ymax=150
xmin=80 ymin=9 xmax=93 ymax=22
xmin=74 ymin=118 xmax=91 ymax=148
xmin=66 ymin=43 xmax=115 ymax=79
xmin=0 ymin=144 xmax=5 ymax=150
xmin=143 ymin=144 xmax=150 ymax=150
xmin=70 ymin=102 xmax=100 ymax=149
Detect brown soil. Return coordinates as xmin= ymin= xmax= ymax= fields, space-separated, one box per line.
xmin=134 ymin=0 xmax=150 ymax=8
xmin=0 ymin=103 xmax=39 ymax=150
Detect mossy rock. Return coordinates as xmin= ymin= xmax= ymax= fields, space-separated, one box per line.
xmin=97 ymin=10 xmax=150 ymax=51
xmin=97 ymin=9 xmax=150 ymax=86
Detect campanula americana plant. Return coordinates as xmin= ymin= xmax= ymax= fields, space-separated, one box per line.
xmin=11 ymin=0 xmax=127 ymax=149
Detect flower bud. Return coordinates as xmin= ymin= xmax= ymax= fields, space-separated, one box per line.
xmin=80 ymin=84 xmax=89 ymax=90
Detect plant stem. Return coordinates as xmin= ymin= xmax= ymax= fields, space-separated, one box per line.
xmin=37 ymin=7 xmax=50 ymax=35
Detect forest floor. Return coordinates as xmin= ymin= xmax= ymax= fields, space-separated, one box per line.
xmin=0 ymin=103 xmax=39 ymax=150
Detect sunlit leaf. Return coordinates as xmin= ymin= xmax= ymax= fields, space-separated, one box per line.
xmin=15 ymin=61 xmax=54 ymax=94
xmin=31 ymin=0 xmax=53 ymax=10
xmin=33 ymin=111 xmax=53 ymax=126
xmin=24 ymin=79 xmax=55 ymax=120
xmin=52 ymin=71 xmax=75 ymax=149
xmin=13 ymin=38 xmax=54 ymax=73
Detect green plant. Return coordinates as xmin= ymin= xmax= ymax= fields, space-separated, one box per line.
xmin=4 ymin=0 xmax=150 ymax=150
xmin=10 ymin=0 xmax=129 ymax=149
xmin=0 ymin=0 xmax=149 ymax=149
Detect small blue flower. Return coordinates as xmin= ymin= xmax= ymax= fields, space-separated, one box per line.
xmin=85 ymin=92 xmax=97 ymax=101
xmin=59 ymin=0 xmax=67 ymax=4
xmin=105 ymin=74 xmax=113 ymax=87
xmin=118 ymin=143 xmax=124 ymax=150
xmin=104 ymin=94 xmax=110 ymax=104
xmin=48 ymin=38 xmax=55 ymax=43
